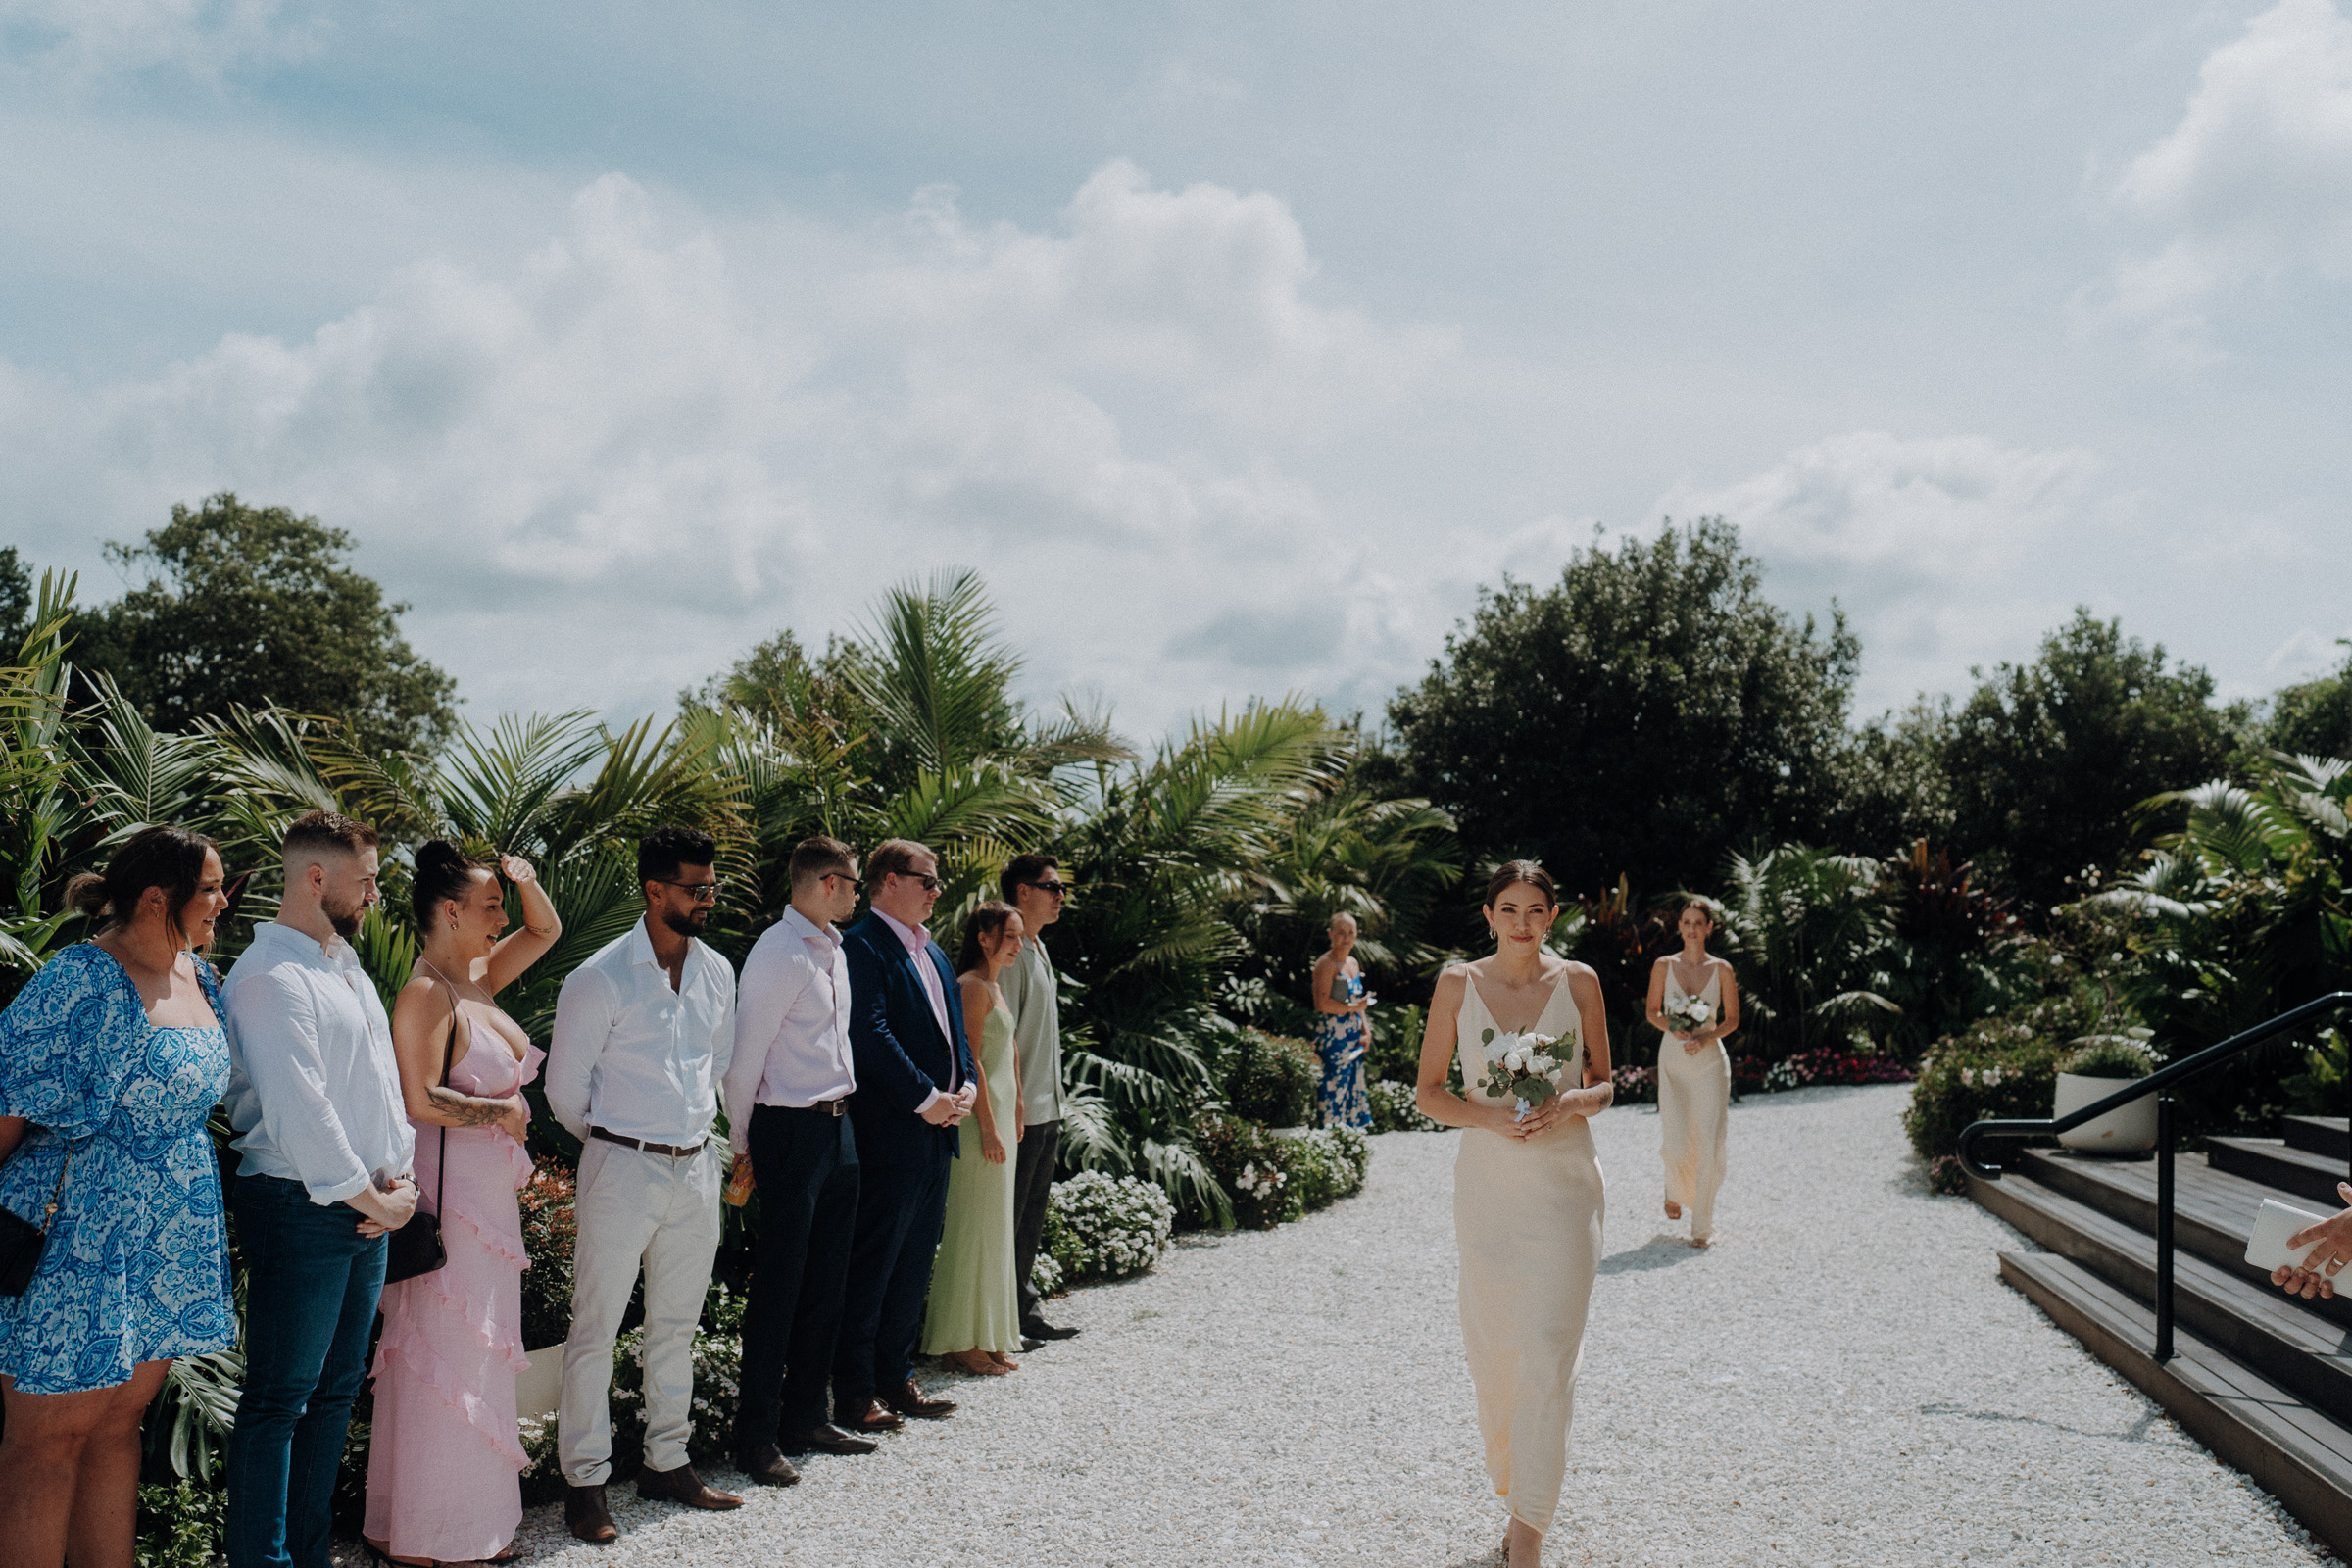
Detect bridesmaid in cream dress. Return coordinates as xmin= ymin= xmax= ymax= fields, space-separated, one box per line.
xmin=1644 ymin=899 xmax=1739 ymax=1248
xmin=1416 ymin=860 xmax=1612 ymax=1568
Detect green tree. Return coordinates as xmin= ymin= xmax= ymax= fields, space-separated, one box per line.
xmin=2265 ymin=641 xmax=2352 ymax=760
xmin=1385 ymin=518 xmax=1859 ymax=898
xmin=1826 ymin=697 xmax=1958 ymax=858
xmin=76 ymin=494 xmax=458 ymax=755
xmin=0 ymin=547 xmax=33 ymax=653
xmin=1944 ymin=610 xmax=2241 ymax=913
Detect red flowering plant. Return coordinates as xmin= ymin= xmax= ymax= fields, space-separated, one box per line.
xmin=517 ymin=1155 xmax=578 ymax=1351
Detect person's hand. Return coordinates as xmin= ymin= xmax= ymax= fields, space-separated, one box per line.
xmin=359 ymin=1176 xmax=418 ymax=1235
xmin=2276 ymin=1183 xmax=2352 ymax=1298
xmin=729 ymin=1152 xmax=756 ymax=1197
xmin=499 ymin=853 xmax=536 ymax=886
xmin=1683 ymin=1033 xmax=1708 ymax=1054
xmin=499 ymin=1097 xmax=530 ymax=1146
xmin=921 ymin=1096 xmax=961 ymax=1127
xmin=982 ymin=1128 xmax=1007 ymax=1164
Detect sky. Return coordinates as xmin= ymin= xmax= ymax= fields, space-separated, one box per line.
xmin=3 ymin=0 xmax=2348 ymax=741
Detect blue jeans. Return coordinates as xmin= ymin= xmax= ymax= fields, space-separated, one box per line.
xmin=225 ymin=1175 xmax=387 ymax=1568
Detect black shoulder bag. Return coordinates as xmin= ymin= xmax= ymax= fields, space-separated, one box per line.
xmin=0 ymin=1138 xmax=81 ymax=1297
xmin=383 ymin=973 xmax=461 ymax=1284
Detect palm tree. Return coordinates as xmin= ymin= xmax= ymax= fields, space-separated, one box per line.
xmin=1719 ymin=844 xmax=1898 ymax=1059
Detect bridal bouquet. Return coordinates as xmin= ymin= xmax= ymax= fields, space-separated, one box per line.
xmin=1664 ymin=997 xmax=1713 ymax=1040
xmin=1478 ymin=1028 xmax=1567 ymax=1122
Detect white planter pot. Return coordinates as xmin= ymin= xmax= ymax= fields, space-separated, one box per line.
xmin=516 ymin=1343 xmax=565 ymax=1419
xmin=2053 ymin=1072 xmax=2158 ymax=1153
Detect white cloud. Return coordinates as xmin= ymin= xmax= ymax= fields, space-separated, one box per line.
xmin=2111 ymin=0 xmax=2352 ymax=325
xmin=2 ymin=163 xmax=1466 ymax=731
xmin=1657 ymin=431 xmax=2108 ymax=711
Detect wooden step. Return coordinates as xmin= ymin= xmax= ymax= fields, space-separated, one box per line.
xmin=2285 ymin=1116 xmax=2350 ymax=1161
xmin=2211 ymin=1136 xmax=2352 ymax=1207
xmin=1970 ymin=1168 xmax=2352 ymax=1426
xmin=2006 ymin=1146 xmax=2352 ymax=1328
xmin=1999 ymin=1250 xmax=2352 ymax=1561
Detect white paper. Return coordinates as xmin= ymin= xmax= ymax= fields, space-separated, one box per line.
xmin=2244 ymin=1198 xmax=2333 ymax=1275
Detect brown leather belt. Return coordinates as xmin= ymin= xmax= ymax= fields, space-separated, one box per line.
xmin=589 ymin=1126 xmax=708 ymax=1157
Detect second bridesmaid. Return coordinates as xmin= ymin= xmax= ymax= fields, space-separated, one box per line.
xmin=921 ymin=902 xmax=1026 ymax=1377
xmin=364 ymin=842 xmax=561 ymax=1567
xmin=1644 ymin=898 xmax=1738 ymax=1248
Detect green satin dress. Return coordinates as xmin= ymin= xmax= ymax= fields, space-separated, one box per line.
xmin=921 ymin=1002 xmax=1022 ymax=1355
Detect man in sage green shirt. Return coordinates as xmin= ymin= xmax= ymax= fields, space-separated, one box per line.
xmin=999 ymin=852 xmax=1077 ymax=1343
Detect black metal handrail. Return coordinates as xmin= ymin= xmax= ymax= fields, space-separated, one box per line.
xmin=1959 ymin=990 xmax=2352 ymax=1363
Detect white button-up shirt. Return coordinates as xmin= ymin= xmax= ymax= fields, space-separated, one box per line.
xmin=221 ymin=919 xmax=416 ymax=1205
xmin=721 ymin=906 xmax=857 ymax=1152
xmin=547 ymin=918 xmax=735 ymax=1148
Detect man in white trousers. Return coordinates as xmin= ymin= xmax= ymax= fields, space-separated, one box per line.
xmin=546 ymin=825 xmax=741 ymax=1544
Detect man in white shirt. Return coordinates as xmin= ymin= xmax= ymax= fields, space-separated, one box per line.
xmin=547 ymin=826 xmax=742 ymax=1542
xmin=720 ymin=836 xmax=874 ymax=1486
xmin=221 ymin=811 xmax=417 ymax=1568
xmin=998 ymin=851 xmax=1079 ymax=1345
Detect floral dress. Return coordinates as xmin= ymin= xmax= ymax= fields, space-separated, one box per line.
xmin=0 ymin=945 xmax=236 ymax=1394
xmin=1314 ymin=969 xmax=1372 ymax=1132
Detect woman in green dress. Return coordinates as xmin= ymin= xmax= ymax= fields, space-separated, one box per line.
xmin=922 ymin=901 xmax=1026 ymax=1376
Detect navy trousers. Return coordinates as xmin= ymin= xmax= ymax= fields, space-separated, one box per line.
xmin=829 ymin=1131 xmax=950 ymax=1408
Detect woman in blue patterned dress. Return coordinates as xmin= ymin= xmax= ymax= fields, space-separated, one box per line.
xmin=0 ymin=826 xmax=236 ymax=1568
xmin=1309 ymin=912 xmax=1373 ymax=1131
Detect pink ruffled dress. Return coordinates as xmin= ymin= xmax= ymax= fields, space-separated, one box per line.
xmin=365 ymin=1010 xmax=545 ymax=1561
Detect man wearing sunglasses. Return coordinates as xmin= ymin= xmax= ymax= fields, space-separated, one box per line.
xmin=998 ymin=853 xmax=1079 ymax=1345
xmin=548 ymin=825 xmax=743 ymax=1540
xmin=833 ymin=838 xmax=977 ymax=1435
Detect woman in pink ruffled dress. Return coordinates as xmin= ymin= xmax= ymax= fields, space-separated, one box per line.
xmin=366 ymin=842 xmax=561 ymax=1566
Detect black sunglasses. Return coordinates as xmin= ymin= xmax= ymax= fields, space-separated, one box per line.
xmin=1023 ymin=879 xmax=1071 ymax=897
xmin=823 ymin=871 xmax=866 ymax=892
xmin=657 ymin=877 xmax=726 ymax=904
xmin=892 ymin=872 xmax=945 ymax=893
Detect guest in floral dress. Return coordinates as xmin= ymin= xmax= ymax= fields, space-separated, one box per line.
xmin=1309 ymin=912 xmax=1373 ymax=1132
xmin=0 ymin=826 xmax=236 ymax=1568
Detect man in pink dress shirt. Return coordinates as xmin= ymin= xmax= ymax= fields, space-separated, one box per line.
xmin=720 ymin=837 xmax=876 ymax=1486
xmin=829 ymin=839 xmax=976 ymax=1434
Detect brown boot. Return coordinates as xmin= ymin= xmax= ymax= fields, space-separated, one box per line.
xmin=881 ymin=1378 xmax=956 ymax=1420
xmin=564 ymin=1483 xmax=618 ymax=1544
xmin=636 ymin=1461 xmax=743 ymax=1510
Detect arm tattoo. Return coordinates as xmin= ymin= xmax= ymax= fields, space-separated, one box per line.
xmin=427 ymin=1085 xmax=514 ymax=1126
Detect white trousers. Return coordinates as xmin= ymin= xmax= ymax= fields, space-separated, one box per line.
xmin=559 ymin=1139 xmax=722 ymax=1485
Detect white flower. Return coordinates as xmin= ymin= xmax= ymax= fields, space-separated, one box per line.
xmin=1504 ymin=1048 xmax=1526 ymax=1072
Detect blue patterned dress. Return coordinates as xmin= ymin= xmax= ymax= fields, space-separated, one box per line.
xmin=1314 ymin=969 xmax=1372 ymax=1132
xmin=0 ymin=945 xmax=235 ymax=1394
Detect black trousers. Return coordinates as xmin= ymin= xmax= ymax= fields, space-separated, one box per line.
xmin=1012 ymin=1119 xmax=1059 ymax=1320
xmin=735 ymin=1103 xmax=860 ymax=1449
xmin=830 ymin=1128 xmax=951 ymax=1406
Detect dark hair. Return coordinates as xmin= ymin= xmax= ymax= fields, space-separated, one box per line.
xmin=1483 ymin=859 xmax=1557 ymax=909
xmin=788 ymin=836 xmax=858 ymax=893
xmin=1678 ymin=895 xmax=1722 ymax=924
xmin=411 ymin=838 xmax=492 ymax=928
xmin=282 ymin=808 xmax=379 ymax=861
xmin=867 ymin=839 xmax=934 ymax=886
xmin=639 ymin=824 xmax=716 ymax=889
xmin=66 ymin=824 xmax=220 ymax=940
xmin=956 ymin=901 xmax=1017 ymax=972
xmin=999 ymin=852 xmax=1060 ymax=902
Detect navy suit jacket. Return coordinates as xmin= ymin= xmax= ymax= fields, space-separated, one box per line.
xmin=842 ymin=912 xmax=975 ymax=1160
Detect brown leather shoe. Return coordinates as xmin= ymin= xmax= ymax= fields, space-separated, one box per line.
xmin=636 ymin=1462 xmax=743 ymax=1510
xmin=565 ymin=1483 xmax=618 ymax=1544
xmin=779 ymin=1421 xmax=880 ymax=1456
xmin=732 ymin=1443 xmax=801 ymax=1487
xmin=835 ymin=1396 xmax=905 ymax=1435
xmin=881 ymin=1378 xmax=956 ymax=1420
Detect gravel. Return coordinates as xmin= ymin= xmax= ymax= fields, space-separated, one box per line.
xmin=480 ymin=1083 xmax=2333 ymax=1566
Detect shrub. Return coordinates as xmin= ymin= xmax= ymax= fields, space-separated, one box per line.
xmin=1610 ymin=1064 xmax=1655 ymax=1104
xmin=1760 ymin=1047 xmax=1916 ymax=1094
xmin=1194 ymin=1111 xmax=1303 ymax=1229
xmin=1043 ymin=1171 xmax=1176 ymax=1284
xmin=1029 ymin=1249 xmax=1065 ymax=1301
xmin=518 ymin=1155 xmax=578 ymax=1350
xmin=1902 ymin=993 xmax=2104 ymax=1161
xmin=1313 ymin=1125 xmax=1371 ymax=1200
xmin=135 ymin=1480 xmax=226 ymax=1568
xmin=2058 ymin=1034 xmax=2154 ymax=1079
xmin=1221 ymin=1027 xmax=1318 ymax=1128
xmin=1368 ymin=1077 xmax=1444 ymax=1132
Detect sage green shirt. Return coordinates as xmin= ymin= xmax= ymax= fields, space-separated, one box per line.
xmin=1001 ymin=934 xmax=1064 ymax=1125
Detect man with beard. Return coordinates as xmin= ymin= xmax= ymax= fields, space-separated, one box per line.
xmin=222 ymin=809 xmax=419 ymax=1568
xmin=547 ymin=825 xmax=743 ymax=1541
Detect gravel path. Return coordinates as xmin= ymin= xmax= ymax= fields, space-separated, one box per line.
xmin=500 ymin=1084 xmax=2334 ymax=1566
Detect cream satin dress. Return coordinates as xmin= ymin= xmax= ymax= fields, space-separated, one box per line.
xmin=1658 ymin=965 xmax=1730 ymax=1242
xmin=1452 ymin=969 xmax=1605 ymax=1537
